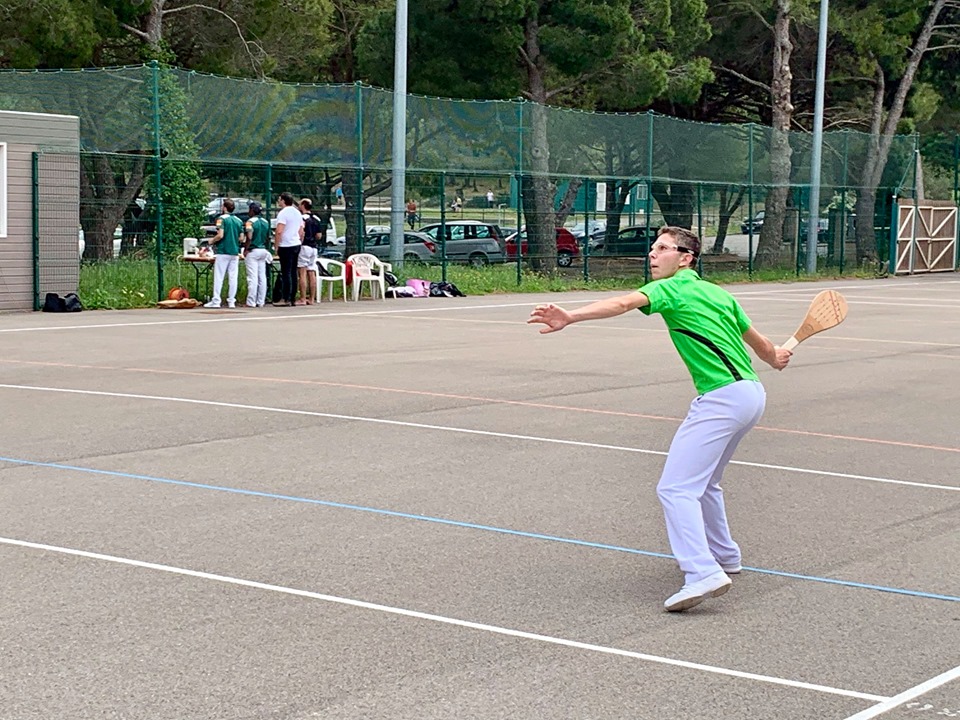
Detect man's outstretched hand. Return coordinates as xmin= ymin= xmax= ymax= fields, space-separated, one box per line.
xmin=528 ymin=303 xmax=573 ymax=334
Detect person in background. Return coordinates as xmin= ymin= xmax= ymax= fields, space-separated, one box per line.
xmin=274 ymin=192 xmax=304 ymax=306
xmin=297 ymin=197 xmax=323 ymax=305
xmin=527 ymin=226 xmax=791 ymax=613
xmin=486 ymin=189 xmax=495 ymax=208
xmin=243 ymin=201 xmax=271 ymax=307
xmin=204 ymin=197 xmax=243 ymax=309
xmin=406 ymin=198 xmax=418 ymax=229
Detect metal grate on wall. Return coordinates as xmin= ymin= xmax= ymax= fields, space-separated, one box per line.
xmin=34 ymin=152 xmax=81 ymax=309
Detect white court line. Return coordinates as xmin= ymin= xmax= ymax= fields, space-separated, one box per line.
xmin=843 ymin=665 xmax=960 ymax=719
xmin=0 ymin=300 xmax=605 ymax=334
xmin=2 ymin=278 xmax=953 ymax=335
xmin=1 ymin=383 xmax=957 ymax=494
xmin=0 ymin=535 xmax=888 ymax=703
xmin=739 ymin=296 xmax=960 ymax=311
xmin=734 ymin=279 xmax=959 ymax=296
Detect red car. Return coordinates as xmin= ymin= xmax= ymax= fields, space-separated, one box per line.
xmin=503 ymin=227 xmax=581 ymax=267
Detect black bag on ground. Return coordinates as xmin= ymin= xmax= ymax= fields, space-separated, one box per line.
xmin=42 ymin=293 xmax=66 ymax=312
xmin=43 ymin=292 xmax=84 ymax=312
xmin=63 ymin=293 xmax=83 ymax=312
xmin=428 ymin=281 xmax=466 ymax=298
xmin=384 ymin=271 xmax=399 ymax=287
xmin=272 ymin=272 xmax=284 ymax=303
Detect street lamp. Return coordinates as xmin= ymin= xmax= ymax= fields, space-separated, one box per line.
xmin=389 ymin=0 xmax=409 ymax=267
xmin=807 ymin=0 xmax=829 ymax=273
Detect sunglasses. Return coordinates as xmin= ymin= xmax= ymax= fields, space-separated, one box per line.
xmin=650 ymin=241 xmax=697 ymax=256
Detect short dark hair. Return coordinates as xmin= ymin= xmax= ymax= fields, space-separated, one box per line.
xmin=658 ymin=226 xmax=700 ymax=259
xmin=300 ymin=197 xmax=312 ymax=211
xmin=223 ymin=198 xmax=235 ymax=212
xmin=279 ymin=192 xmax=295 ymax=207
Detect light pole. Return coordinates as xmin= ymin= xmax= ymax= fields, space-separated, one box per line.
xmin=389 ymin=0 xmax=409 ymax=268
xmin=806 ymin=0 xmax=829 ymax=274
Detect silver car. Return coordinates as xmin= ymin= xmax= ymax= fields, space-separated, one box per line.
xmin=362 ymin=231 xmax=437 ymax=262
xmin=417 ymin=221 xmax=507 ymax=266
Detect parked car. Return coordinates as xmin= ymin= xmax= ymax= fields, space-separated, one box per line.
xmin=569 ymin=220 xmax=607 ymax=239
xmin=361 ymin=230 xmax=437 ymax=262
xmin=799 ymin=217 xmax=829 ymax=237
xmin=591 ymin=225 xmax=657 ymax=255
xmin=417 ymin=220 xmax=507 ymax=266
xmin=740 ymin=211 xmax=765 ymax=234
xmin=503 ymin=227 xmax=580 ymax=267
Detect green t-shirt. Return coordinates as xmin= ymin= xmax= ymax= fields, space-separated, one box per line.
xmin=245 ymin=216 xmax=271 ymax=250
xmin=639 ymin=269 xmax=758 ymax=395
xmin=215 ymin=213 xmax=243 ymax=255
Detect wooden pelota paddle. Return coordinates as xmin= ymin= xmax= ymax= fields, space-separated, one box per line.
xmin=781 ymin=290 xmax=848 ymax=351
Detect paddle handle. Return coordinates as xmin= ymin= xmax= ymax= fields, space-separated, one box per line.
xmin=781 ymin=336 xmax=799 ymax=352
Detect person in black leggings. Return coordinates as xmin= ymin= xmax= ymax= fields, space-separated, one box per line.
xmin=273 ymin=192 xmax=304 ymax=306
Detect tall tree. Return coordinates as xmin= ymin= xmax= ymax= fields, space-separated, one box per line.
xmin=755 ymin=0 xmax=794 ymax=268
xmin=831 ymin=0 xmax=957 ymax=264
xmin=358 ymin=0 xmax=712 ymax=271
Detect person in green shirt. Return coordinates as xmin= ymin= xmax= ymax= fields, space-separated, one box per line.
xmin=204 ymin=197 xmax=244 ymax=308
xmin=243 ymin=201 xmax=272 ymax=307
xmin=527 ymin=226 xmax=792 ymax=612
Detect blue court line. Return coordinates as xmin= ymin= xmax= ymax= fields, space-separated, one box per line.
xmin=3 ymin=455 xmax=959 ymax=604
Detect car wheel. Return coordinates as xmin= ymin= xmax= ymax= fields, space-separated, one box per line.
xmin=404 ymin=252 xmax=420 ymax=262
xmin=468 ymin=253 xmax=488 ymax=267
xmin=557 ymin=251 xmax=573 ymax=267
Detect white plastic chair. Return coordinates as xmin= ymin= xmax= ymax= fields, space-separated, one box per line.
xmin=316 ymin=257 xmax=347 ymax=302
xmin=348 ymin=253 xmax=391 ymax=301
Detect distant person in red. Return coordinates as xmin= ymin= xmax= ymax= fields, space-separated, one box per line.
xmin=406 ymin=199 xmax=418 ymax=229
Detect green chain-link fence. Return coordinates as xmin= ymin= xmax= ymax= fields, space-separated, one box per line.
xmin=2 ymin=63 xmax=934 ymax=305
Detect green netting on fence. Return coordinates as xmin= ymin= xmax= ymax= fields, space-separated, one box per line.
xmin=0 ymin=64 xmax=917 ymax=191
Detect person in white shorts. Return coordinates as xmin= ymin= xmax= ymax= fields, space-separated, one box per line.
xmin=528 ymin=226 xmax=792 ymax=613
xmin=296 ymin=197 xmax=323 ymax=305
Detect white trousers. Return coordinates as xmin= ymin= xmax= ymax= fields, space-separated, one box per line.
xmin=212 ymin=254 xmax=238 ymax=305
xmin=244 ymin=248 xmax=270 ymax=306
xmin=656 ymin=380 xmax=766 ymax=584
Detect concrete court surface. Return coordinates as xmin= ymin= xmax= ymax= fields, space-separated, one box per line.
xmin=0 ymin=274 xmax=958 ymax=720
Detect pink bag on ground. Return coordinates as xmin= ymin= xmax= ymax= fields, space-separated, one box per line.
xmin=406 ymin=278 xmax=430 ymax=297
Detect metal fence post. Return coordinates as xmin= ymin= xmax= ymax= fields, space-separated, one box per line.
xmin=516 ymin=100 xmax=524 ymax=287
xmin=265 ymin=164 xmax=273 ymax=221
xmin=839 ymin=130 xmax=850 ymax=274
xmin=645 ymin=111 xmax=655 ymax=283
xmin=747 ymin=123 xmax=754 ymax=278
xmin=150 ymin=60 xmax=165 ymax=301
xmin=954 ymin=133 xmax=959 ymax=206
xmin=439 ymin=172 xmax=447 ymax=282
xmin=355 ymin=81 xmax=365 ymax=246
xmin=31 ymin=152 xmax=40 ymax=310
xmin=909 ymin=135 xmax=920 ymax=274
xmin=889 ymin=195 xmax=899 ymax=275
xmin=583 ymin=178 xmax=591 ymax=282
xmin=696 ymin=182 xmax=704 ymax=276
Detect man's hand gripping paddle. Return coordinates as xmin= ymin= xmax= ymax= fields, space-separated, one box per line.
xmin=781 ymin=290 xmax=848 ymax=351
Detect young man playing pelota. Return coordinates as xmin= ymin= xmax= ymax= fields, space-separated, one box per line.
xmin=527 ymin=226 xmax=792 ymax=612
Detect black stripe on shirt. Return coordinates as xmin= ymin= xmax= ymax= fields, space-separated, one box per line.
xmin=672 ymin=329 xmax=743 ymax=382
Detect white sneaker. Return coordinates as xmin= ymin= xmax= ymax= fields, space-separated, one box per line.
xmin=720 ymin=563 xmax=742 ymax=575
xmin=227 ymin=301 xmax=236 ymax=308
xmin=203 ymin=300 xmax=220 ymax=308
xmin=664 ymin=571 xmax=732 ymax=612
